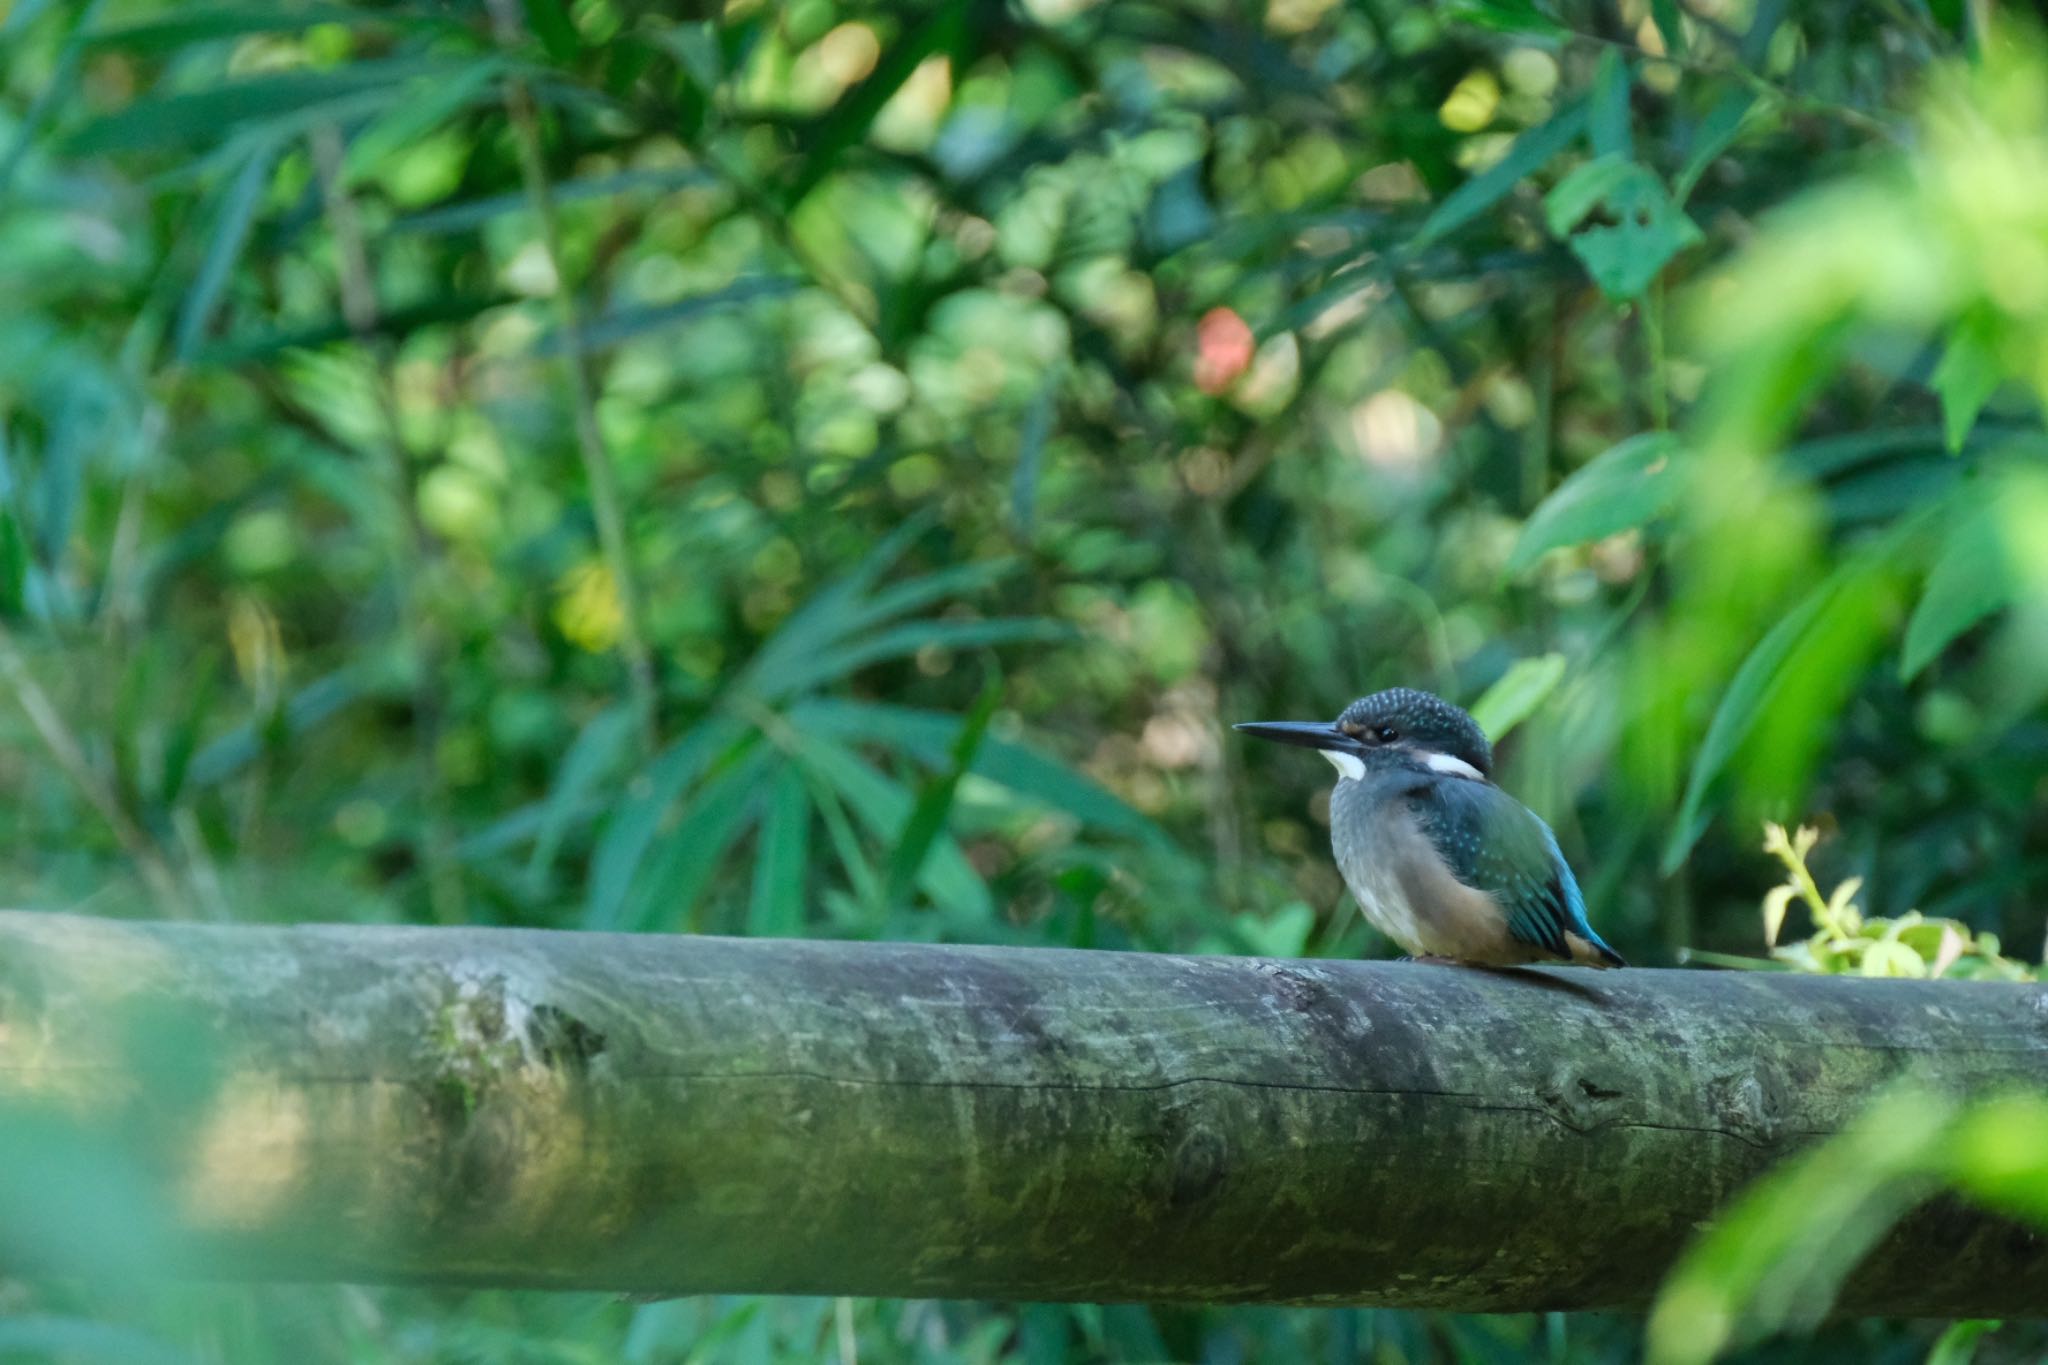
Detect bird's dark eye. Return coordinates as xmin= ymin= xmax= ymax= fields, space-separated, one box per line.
xmin=1374 ymin=725 xmax=1397 ymax=743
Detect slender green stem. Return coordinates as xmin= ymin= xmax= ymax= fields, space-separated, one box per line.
xmin=482 ymin=0 xmax=659 ymax=758
xmin=310 ymin=126 xmax=466 ymax=925
xmin=1645 ymin=278 xmax=1670 ymax=432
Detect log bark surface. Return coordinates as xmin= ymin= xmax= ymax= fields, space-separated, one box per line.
xmin=2 ymin=910 xmax=2046 ymax=1312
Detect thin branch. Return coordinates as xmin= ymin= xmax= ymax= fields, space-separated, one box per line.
xmin=0 ymin=623 xmax=186 ymax=912
xmin=310 ymin=126 xmax=466 ymax=925
xmin=481 ymin=0 xmax=660 ymax=757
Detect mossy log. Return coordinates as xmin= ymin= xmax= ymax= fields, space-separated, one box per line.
xmin=1 ymin=910 xmax=2046 ymax=1312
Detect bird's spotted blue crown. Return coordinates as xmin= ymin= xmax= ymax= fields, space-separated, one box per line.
xmin=1336 ymin=688 xmax=1492 ymax=779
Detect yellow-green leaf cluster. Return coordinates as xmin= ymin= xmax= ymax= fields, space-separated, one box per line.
xmin=1752 ymin=822 xmax=2036 ymax=981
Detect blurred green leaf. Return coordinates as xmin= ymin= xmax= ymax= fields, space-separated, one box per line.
xmin=1012 ymin=370 xmax=1059 ymax=540
xmin=1784 ymin=424 xmax=1951 ymax=479
xmin=526 ymin=705 xmax=636 ymax=892
xmin=1545 ymin=156 xmax=1701 ymax=300
xmin=1902 ymin=503 xmax=2008 ymax=679
xmin=0 ymin=1316 xmax=197 ymax=1365
xmin=1238 ymin=902 xmax=1315 ymax=957
xmin=66 ymin=56 xmax=465 ymax=154
xmin=1932 ymin=313 xmax=2002 ymax=454
xmin=190 ymin=291 xmax=520 ymax=364
xmin=82 ymin=6 xmax=444 ymax=51
xmin=746 ymin=765 xmax=811 ymax=938
xmin=1507 ymin=432 xmax=1681 ymax=574
xmin=159 ymin=652 xmax=222 ymax=808
xmin=1927 ymin=1321 xmax=2001 ymax=1365
xmin=792 ymin=699 xmax=1171 ymax=846
xmin=1 ymin=0 xmax=69 ymax=37
xmin=1646 ymin=1087 xmax=1951 ymax=1365
xmin=337 ymin=60 xmax=505 ymax=189
xmin=1469 ymin=653 xmax=1567 ymax=741
xmin=1666 ymin=545 xmax=1905 ymax=872
xmin=584 ymin=715 xmax=748 ymax=930
xmin=771 ymin=617 xmax=1070 ymax=701
xmin=883 ymin=676 xmax=999 ymax=912
xmin=1949 ymin=1093 xmax=2048 ymax=1221
xmin=1437 ymin=0 xmax=1567 ymax=38
xmin=185 ymin=665 xmax=370 ymax=789
xmin=1588 ymin=51 xmax=1632 ymax=160
xmin=532 ymin=277 xmax=802 ymax=356
xmin=1648 ymin=0 xmax=1688 ymax=58
xmin=737 ymin=511 xmax=942 ymax=690
xmin=0 ymin=0 xmax=104 ymax=190
xmin=173 ymin=135 xmax=281 ymax=362
xmin=607 ymin=742 xmax=773 ymax=932
xmin=0 ymin=509 xmax=28 ymax=620
xmin=1409 ymin=101 xmax=1587 ymax=253
xmin=800 ymin=733 xmax=993 ymax=927
xmin=391 ymin=166 xmax=714 ymax=237
xmin=782 ymin=0 xmax=974 ymax=210
xmin=519 ymin=0 xmax=582 ymax=62
xmin=1675 ymin=88 xmax=1756 ymax=203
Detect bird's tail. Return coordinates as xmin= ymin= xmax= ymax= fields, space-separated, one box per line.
xmin=1567 ymin=932 xmax=1627 ymax=969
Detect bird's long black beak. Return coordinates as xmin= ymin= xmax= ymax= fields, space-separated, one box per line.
xmin=1233 ymin=720 xmax=1360 ymax=755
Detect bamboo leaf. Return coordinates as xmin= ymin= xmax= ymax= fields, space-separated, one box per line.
xmin=1588 ymin=50 xmax=1631 ymax=160
xmin=186 ymin=664 xmax=371 ymax=788
xmin=525 ymin=705 xmax=636 ymax=891
xmin=1407 ymin=101 xmax=1587 ymax=254
xmin=746 ymin=766 xmax=811 ymax=938
xmin=1507 ymin=432 xmax=1682 ymax=574
xmin=791 ymin=699 xmax=1173 ymax=846
xmin=519 ymin=0 xmax=582 ymax=62
xmin=768 ymin=618 xmax=1070 ymax=701
xmin=1665 ymin=548 xmax=1903 ymax=872
xmin=83 ymin=6 xmax=448 ymax=51
xmin=1675 ymin=88 xmax=1756 ymax=203
xmin=882 ymin=677 xmax=1000 ymax=912
xmin=1468 ymin=653 xmax=1567 ymax=742
xmin=1902 ymin=504 xmax=2008 ymax=679
xmin=391 ymin=166 xmax=714 ymax=238
xmin=173 ymin=136 xmax=281 ymax=363
xmin=66 ymin=57 xmax=461 ymax=154
xmin=1012 ymin=370 xmax=1059 ymax=539
xmin=1438 ymin=0 xmax=1566 ymax=37
xmin=531 ymin=277 xmax=800 ymax=357
xmin=338 ymin=60 xmax=505 ymax=189
xmin=800 ymin=734 xmax=993 ymax=925
xmin=1931 ymin=313 xmax=2002 ymax=454
xmin=583 ymin=716 xmax=748 ymax=929
xmin=1648 ymin=0 xmax=1688 ymax=58
xmin=605 ymin=744 xmax=774 ymax=932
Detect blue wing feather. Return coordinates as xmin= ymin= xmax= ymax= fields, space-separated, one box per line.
xmin=1405 ymin=778 xmax=1622 ymax=965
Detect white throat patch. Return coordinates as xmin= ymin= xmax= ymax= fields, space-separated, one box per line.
xmin=1320 ymin=749 xmax=1366 ymax=782
xmin=1422 ymin=750 xmax=1485 ymax=781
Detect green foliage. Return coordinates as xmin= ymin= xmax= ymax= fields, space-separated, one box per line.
xmin=1650 ymin=826 xmax=2042 ymax=1363
xmin=1648 ymin=1088 xmax=2048 ymax=1365
xmin=1468 ymin=651 xmax=1566 ymax=742
xmin=1544 ymin=154 xmax=1701 ymax=302
xmin=1728 ymin=822 xmax=2038 ymax=979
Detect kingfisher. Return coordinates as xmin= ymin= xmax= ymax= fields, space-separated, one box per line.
xmin=1236 ymin=687 xmax=1624 ymax=968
